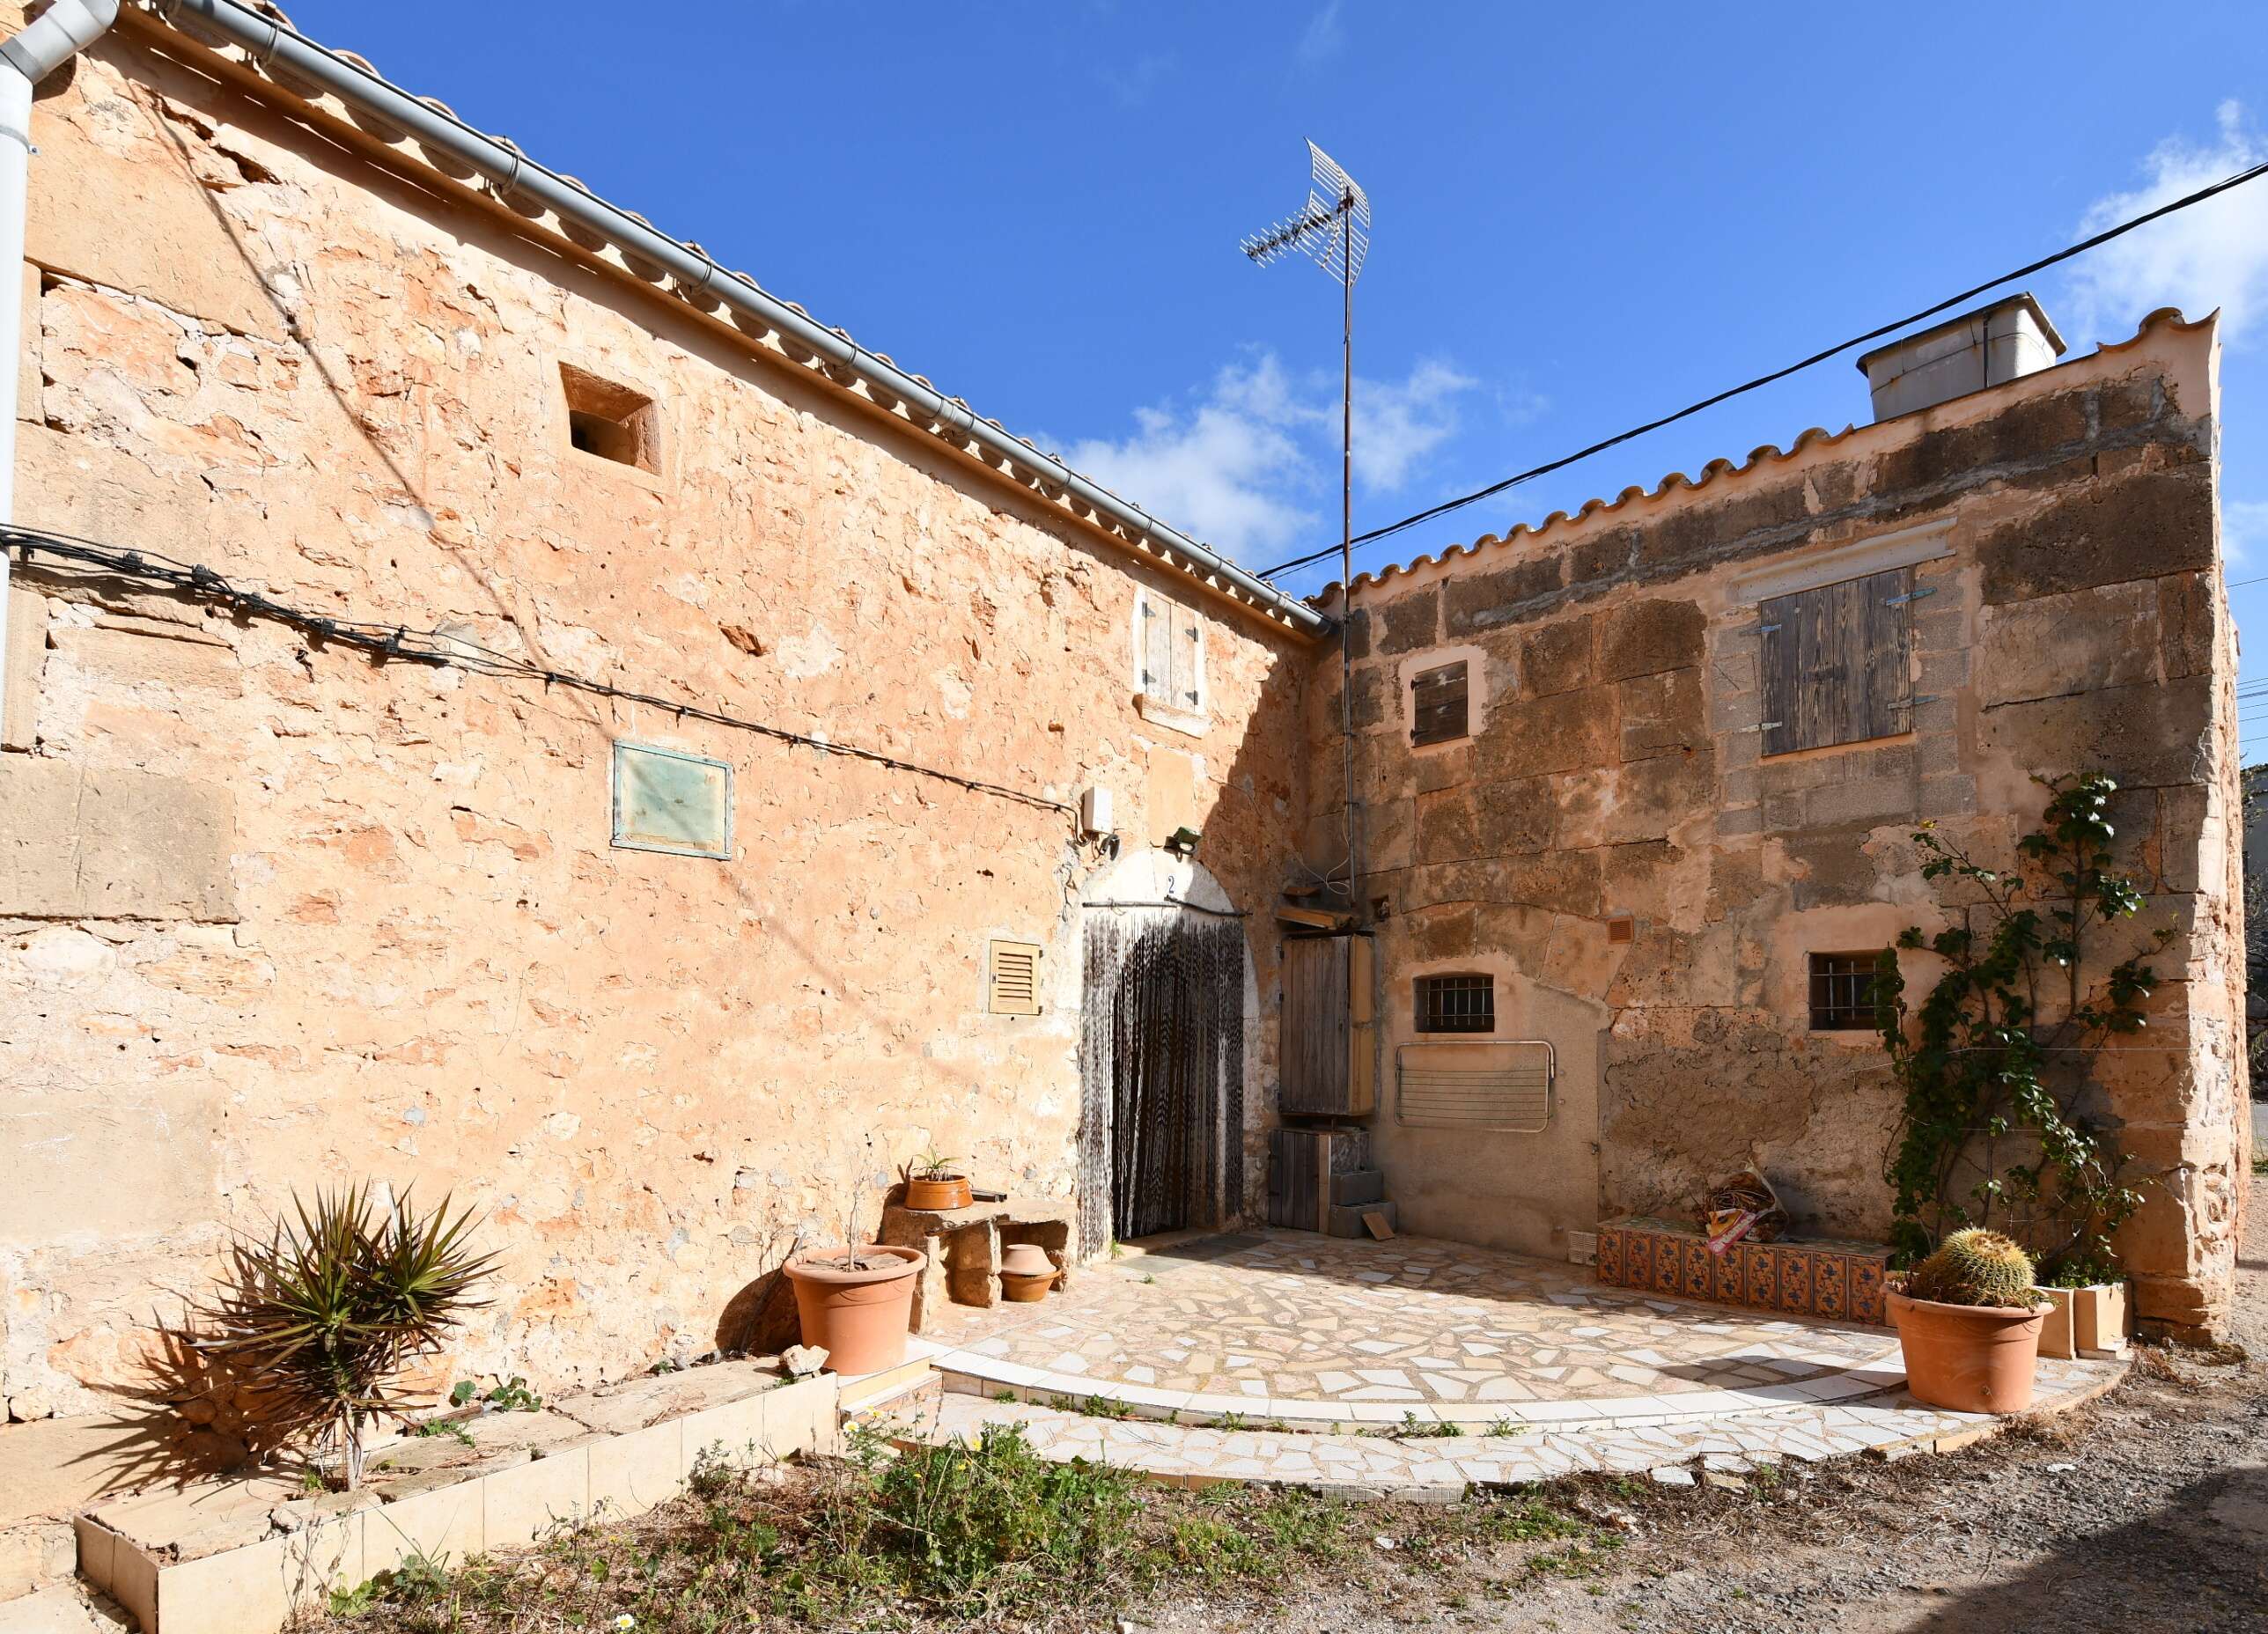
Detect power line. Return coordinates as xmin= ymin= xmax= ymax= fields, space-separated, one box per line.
xmin=4 ymin=527 xmax=1076 ymax=819
xmin=1262 ymin=153 xmax=2268 ymax=581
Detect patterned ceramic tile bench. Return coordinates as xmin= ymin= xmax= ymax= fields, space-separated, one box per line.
xmin=1596 ymin=1217 xmax=1891 ymax=1326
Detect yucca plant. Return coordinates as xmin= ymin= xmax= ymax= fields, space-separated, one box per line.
xmin=195 ymin=1185 xmax=499 ymax=1489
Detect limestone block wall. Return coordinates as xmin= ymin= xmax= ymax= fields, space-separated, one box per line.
xmin=0 ymin=26 xmax=1311 ymax=1420
xmin=1316 ymin=312 xmax=2246 ymax=1335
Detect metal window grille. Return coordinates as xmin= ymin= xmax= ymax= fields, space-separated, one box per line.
xmin=1808 ymin=953 xmax=1879 ymax=1030
xmin=1395 ymin=1039 xmax=1554 ymax=1131
xmin=1416 ymin=973 xmax=1493 ymax=1034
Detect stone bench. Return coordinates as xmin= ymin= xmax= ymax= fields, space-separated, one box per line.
xmin=1596 ymin=1216 xmax=1890 ymax=1326
xmin=877 ymin=1195 xmax=1075 ymax=1330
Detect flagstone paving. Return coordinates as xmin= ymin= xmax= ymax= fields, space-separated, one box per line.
xmin=877 ymin=1353 xmax=2123 ymax=1499
xmin=918 ymin=1230 xmax=1911 ymax=1430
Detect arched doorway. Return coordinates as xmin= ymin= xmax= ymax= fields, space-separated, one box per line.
xmin=1076 ymin=850 xmax=1258 ymax=1257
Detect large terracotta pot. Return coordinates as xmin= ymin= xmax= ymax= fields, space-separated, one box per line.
xmin=783 ymin=1245 xmax=925 ymax=1375
xmin=902 ymin=1175 xmax=973 ymax=1211
xmin=999 ymin=1241 xmax=1057 ymax=1302
xmin=1889 ymin=1289 xmax=2050 ymax=1414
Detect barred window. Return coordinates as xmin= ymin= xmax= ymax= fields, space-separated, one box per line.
xmin=1808 ymin=953 xmax=1881 ymax=1031
xmin=1416 ymin=973 xmax=1493 ymax=1034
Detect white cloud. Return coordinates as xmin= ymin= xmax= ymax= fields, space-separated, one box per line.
xmin=1061 ymin=351 xmax=1479 ymax=562
xmin=2062 ymin=99 xmax=2268 ymax=347
xmin=2226 ymin=497 xmax=2268 ymax=566
xmin=1294 ymin=1 xmax=1344 ymax=70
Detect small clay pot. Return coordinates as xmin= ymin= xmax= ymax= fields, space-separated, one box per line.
xmin=999 ymin=1242 xmax=1057 ymax=1302
xmin=782 ymin=1245 xmax=926 ymax=1375
xmin=902 ymin=1174 xmax=974 ymax=1211
xmin=1888 ymin=1289 xmax=2050 ymax=1414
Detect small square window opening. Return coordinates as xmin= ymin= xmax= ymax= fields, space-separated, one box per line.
xmin=561 ymin=363 xmax=660 ymax=474
xmin=1416 ymin=973 xmax=1493 ymax=1034
xmin=1808 ymin=952 xmax=1881 ymax=1031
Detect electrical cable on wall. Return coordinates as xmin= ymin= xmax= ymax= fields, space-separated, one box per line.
xmin=1261 ymin=151 xmax=2268 ymax=581
xmin=4 ymin=526 xmax=1076 ymax=818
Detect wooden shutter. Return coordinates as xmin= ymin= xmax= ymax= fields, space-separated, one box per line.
xmin=1410 ymin=660 xmax=1469 ymax=746
xmin=1280 ymin=934 xmax=1375 ymax=1115
xmin=1138 ymin=589 xmax=1205 ymax=713
xmin=1139 ymin=591 xmax=1173 ymax=700
xmin=1170 ymin=600 xmax=1203 ymax=710
xmin=988 ymin=939 xmax=1042 ymax=1015
xmin=1758 ymin=565 xmax=1915 ymax=756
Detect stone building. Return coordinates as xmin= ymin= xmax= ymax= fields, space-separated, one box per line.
xmin=1318 ymin=298 xmax=2248 ymax=1336
xmin=0 ymin=0 xmax=2247 ymax=1431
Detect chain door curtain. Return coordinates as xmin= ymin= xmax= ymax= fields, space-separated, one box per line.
xmin=1079 ymin=912 xmax=1246 ymax=1255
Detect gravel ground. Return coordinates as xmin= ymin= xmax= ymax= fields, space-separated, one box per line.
xmin=1138 ymin=1173 xmax=2268 ymax=1634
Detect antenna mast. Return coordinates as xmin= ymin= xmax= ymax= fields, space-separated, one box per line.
xmin=1241 ymin=141 xmax=1371 ymax=907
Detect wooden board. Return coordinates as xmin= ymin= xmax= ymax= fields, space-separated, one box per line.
xmin=1280 ymin=937 xmax=1351 ymax=1115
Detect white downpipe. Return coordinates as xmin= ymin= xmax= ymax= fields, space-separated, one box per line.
xmin=0 ymin=0 xmax=118 ymax=728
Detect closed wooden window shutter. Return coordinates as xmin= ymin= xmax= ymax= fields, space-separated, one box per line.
xmin=1171 ymin=601 xmax=1202 ymax=710
xmin=1410 ymin=660 xmax=1469 ymax=746
xmin=988 ymin=939 xmax=1042 ymax=1015
xmin=1140 ymin=592 xmax=1174 ymax=700
xmin=1758 ymin=566 xmax=1915 ymax=756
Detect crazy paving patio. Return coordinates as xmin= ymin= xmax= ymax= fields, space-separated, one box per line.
xmin=880 ymin=1231 xmax=2120 ymax=1495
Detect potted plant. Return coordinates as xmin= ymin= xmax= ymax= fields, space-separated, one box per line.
xmin=1887 ymin=1228 xmax=2053 ymax=1414
xmin=901 ymin=1147 xmax=974 ymax=1211
xmin=783 ymin=1144 xmax=925 ymax=1375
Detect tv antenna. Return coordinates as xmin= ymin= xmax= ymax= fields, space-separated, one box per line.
xmin=1242 ymin=139 xmax=1371 ymax=903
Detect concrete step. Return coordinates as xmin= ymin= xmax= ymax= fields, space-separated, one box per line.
xmin=1329 ymin=1168 xmax=1386 ymax=1207
xmin=0 ymin=1582 xmax=122 ymax=1632
xmin=0 ymin=1520 xmax=75 ymax=1605
xmin=836 ymin=1356 xmax=935 ymax=1416
xmin=1325 ymin=1199 xmax=1396 ymax=1239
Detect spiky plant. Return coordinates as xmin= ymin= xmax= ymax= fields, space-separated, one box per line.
xmin=195 ymin=1185 xmax=498 ymax=1488
xmin=1904 ymin=1227 xmax=2039 ymax=1309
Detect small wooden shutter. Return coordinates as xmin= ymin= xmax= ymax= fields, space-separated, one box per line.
xmin=1758 ymin=565 xmax=1915 ymax=756
xmin=1140 ymin=592 xmax=1173 ymax=700
xmin=1171 ymin=601 xmax=1202 ymax=710
xmin=988 ymin=940 xmax=1042 ymax=1015
xmin=1138 ymin=589 xmax=1204 ymax=712
xmin=1410 ymin=660 xmax=1469 ymax=746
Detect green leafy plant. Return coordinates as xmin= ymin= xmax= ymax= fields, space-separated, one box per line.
xmin=906 ymin=1146 xmax=963 ymax=1181
xmin=195 ymin=1185 xmax=497 ymax=1489
xmin=408 ymin=1417 xmax=475 ymax=1447
xmin=1903 ymin=1227 xmax=2039 ymax=1308
xmin=1877 ymin=774 xmax=2161 ymax=1277
xmin=482 ymin=1374 xmax=542 ymax=1413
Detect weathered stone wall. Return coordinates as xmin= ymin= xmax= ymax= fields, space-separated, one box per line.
xmin=0 ymin=24 xmax=1311 ymax=1419
xmin=1317 ymin=313 xmax=2247 ymax=1334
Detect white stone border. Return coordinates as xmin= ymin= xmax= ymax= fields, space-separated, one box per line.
xmin=926 ymin=1340 xmax=1913 ymax=1434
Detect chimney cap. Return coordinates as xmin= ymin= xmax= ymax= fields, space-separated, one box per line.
xmin=1855 ymin=291 xmax=2067 ymax=377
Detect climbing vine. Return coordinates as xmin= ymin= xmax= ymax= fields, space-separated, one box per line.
xmin=1874 ymin=774 xmax=2163 ymax=1277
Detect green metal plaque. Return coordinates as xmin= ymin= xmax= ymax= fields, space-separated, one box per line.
xmin=611 ymin=740 xmax=733 ymax=860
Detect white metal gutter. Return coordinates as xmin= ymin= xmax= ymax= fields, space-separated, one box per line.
xmin=144 ymin=0 xmax=1331 ymax=637
xmin=0 ymin=0 xmax=121 ymax=727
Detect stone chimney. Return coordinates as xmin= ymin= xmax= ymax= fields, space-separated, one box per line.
xmin=1854 ymin=292 xmax=2066 ymax=421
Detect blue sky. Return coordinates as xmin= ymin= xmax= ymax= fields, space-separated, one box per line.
xmin=291 ymin=2 xmax=2268 ymax=745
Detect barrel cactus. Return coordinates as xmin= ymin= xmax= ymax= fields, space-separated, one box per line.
xmin=1904 ymin=1228 xmax=2038 ymax=1308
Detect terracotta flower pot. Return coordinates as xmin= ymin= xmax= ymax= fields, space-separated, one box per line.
xmin=1888 ymin=1289 xmax=2050 ymax=1414
xmin=783 ymin=1245 xmax=926 ymax=1375
xmin=999 ymin=1242 xmax=1057 ymax=1301
xmin=902 ymin=1175 xmax=973 ymax=1211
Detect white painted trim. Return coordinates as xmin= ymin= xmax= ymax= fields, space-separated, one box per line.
xmin=1727 ymin=521 xmax=1954 ymax=606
